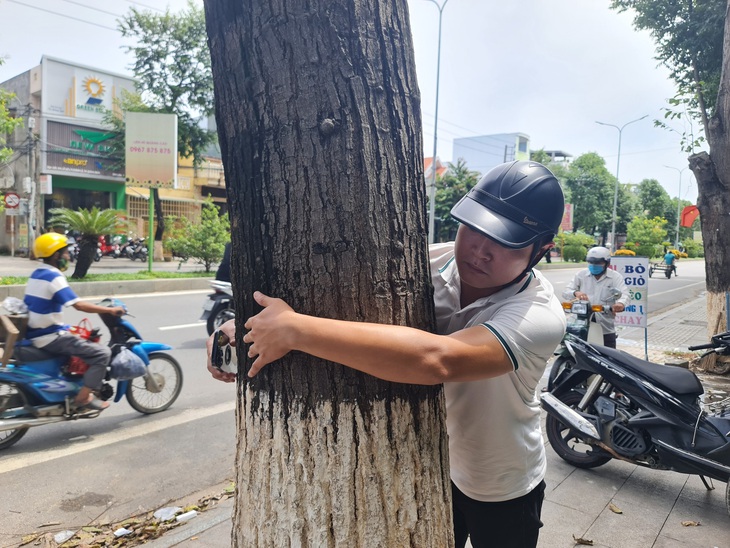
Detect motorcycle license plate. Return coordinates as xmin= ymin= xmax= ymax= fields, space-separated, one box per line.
xmin=203 ymin=299 xmax=216 ymax=311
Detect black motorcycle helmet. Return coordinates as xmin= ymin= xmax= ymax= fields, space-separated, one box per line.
xmin=451 ymin=160 xmax=564 ymax=272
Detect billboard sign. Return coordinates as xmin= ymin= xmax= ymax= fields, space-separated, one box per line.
xmin=610 ymin=256 xmax=649 ymax=329
xmin=125 ymin=112 xmax=178 ymax=189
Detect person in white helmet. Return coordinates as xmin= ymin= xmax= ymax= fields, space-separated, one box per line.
xmin=563 ymin=246 xmax=630 ymax=348
xmin=206 ymin=161 xmax=568 ymax=547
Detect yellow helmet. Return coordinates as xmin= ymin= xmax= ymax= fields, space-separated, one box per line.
xmin=33 ymin=233 xmax=69 ymax=259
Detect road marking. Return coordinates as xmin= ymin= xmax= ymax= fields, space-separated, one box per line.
xmin=159 ymin=322 xmax=206 ymax=331
xmin=649 ymin=281 xmax=705 ymax=298
xmin=80 ymin=289 xmax=209 ymax=300
xmin=0 ymin=401 xmax=235 ymax=475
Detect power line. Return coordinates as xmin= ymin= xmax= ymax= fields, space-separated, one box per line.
xmin=5 ymin=0 xmax=118 ymax=30
xmin=122 ymin=0 xmax=165 ymax=12
xmin=57 ymin=0 xmax=124 ymax=17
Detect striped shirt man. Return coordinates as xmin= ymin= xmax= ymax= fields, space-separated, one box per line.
xmin=23 ymin=263 xmax=79 ymax=344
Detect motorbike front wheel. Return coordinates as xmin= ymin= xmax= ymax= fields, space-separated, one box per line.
xmin=206 ymin=301 xmax=235 ymax=336
xmin=545 ymin=389 xmax=612 ymax=469
xmin=0 ymin=383 xmax=30 ymax=450
xmin=126 ymin=353 xmax=183 ymax=414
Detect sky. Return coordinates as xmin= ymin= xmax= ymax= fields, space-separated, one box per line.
xmin=0 ymin=0 xmax=700 ymax=204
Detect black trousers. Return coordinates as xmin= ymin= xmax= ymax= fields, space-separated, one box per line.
xmin=452 ymin=480 xmax=546 ymax=548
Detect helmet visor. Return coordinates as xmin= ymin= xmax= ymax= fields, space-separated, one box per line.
xmin=451 ymin=193 xmax=551 ymax=249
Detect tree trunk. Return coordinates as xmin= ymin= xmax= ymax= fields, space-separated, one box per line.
xmin=691 ymin=1 xmax=730 ymax=337
xmin=204 ymin=1 xmax=452 ymax=546
xmin=152 ymin=188 xmax=165 ymax=260
xmin=71 ymin=237 xmax=96 ymax=279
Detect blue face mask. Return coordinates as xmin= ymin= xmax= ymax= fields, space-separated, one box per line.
xmin=588 ymin=264 xmax=605 ymax=276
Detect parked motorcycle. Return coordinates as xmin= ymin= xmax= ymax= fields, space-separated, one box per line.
xmin=128 ymin=237 xmax=148 ymax=262
xmin=0 ymin=298 xmax=184 ymax=450
xmin=201 ymin=280 xmax=234 ymax=336
xmin=66 ymin=235 xmax=79 ymax=263
xmin=541 ymin=333 xmax=730 ymax=517
xmin=98 ymin=235 xmax=120 ymax=258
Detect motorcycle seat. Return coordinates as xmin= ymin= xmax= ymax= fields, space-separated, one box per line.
xmin=596 ymin=346 xmax=704 ymax=397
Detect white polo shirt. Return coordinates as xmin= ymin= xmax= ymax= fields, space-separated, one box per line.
xmin=431 ymin=243 xmax=566 ymax=502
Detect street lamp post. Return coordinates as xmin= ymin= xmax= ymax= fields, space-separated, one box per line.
xmin=423 ymin=0 xmax=449 ymax=244
xmin=664 ymin=165 xmax=687 ymax=248
xmin=596 ymin=115 xmax=648 ymax=251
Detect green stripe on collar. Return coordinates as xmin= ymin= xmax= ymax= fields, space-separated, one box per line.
xmin=439 ymin=256 xmax=456 ymax=274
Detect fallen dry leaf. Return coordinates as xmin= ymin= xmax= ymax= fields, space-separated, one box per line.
xmin=681 ymin=520 xmax=701 ymax=527
xmin=572 ymin=533 xmax=594 ymax=545
xmin=19 ymin=533 xmax=40 ymax=546
xmin=608 ymin=502 xmax=623 ymax=514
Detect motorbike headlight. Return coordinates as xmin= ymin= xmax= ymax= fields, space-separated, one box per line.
xmin=571 ymin=302 xmax=588 ymax=315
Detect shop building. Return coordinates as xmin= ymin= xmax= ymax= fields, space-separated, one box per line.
xmin=1 ymin=56 xmax=223 ymax=255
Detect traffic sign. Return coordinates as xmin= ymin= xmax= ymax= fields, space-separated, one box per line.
xmin=4 ymin=192 xmax=20 ymax=208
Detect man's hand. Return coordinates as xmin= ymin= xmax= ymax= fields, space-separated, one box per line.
xmin=206 ymin=319 xmax=237 ymax=382
xmin=243 ymin=291 xmax=297 ymax=377
xmin=573 ymin=291 xmax=589 ymax=301
xmin=611 ymin=303 xmax=625 ymax=314
xmin=110 ymin=306 xmax=125 ymax=317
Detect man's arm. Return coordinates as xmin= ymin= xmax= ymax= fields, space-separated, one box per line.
xmin=72 ymin=300 xmax=124 ymax=317
xmin=242 ymin=292 xmax=514 ymax=384
xmin=562 ymin=275 xmax=583 ymax=301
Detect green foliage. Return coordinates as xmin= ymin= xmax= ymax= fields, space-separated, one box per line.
xmin=434 ymin=159 xmax=480 ymax=242
xmin=118 ymin=0 xmax=215 ymax=165
xmin=529 ymin=149 xmax=552 ymax=165
xmin=46 ymin=207 xmax=127 ymax=278
xmin=563 ymin=153 xmax=615 ymax=234
xmin=47 ymin=207 xmax=126 ymax=236
xmin=557 ymin=231 xmax=596 ymax=262
xmin=610 ymin=0 xmax=725 ymax=138
xmin=625 ymin=216 xmax=668 ymax=258
xmin=0 ymin=270 xmax=214 ymax=286
xmin=637 ymin=179 xmax=672 ymax=218
xmin=562 ymin=245 xmax=587 ymax=262
xmin=164 ymin=197 xmax=230 ymax=272
xmin=0 ymin=87 xmax=23 ymax=165
xmin=681 ymin=238 xmax=704 ymax=257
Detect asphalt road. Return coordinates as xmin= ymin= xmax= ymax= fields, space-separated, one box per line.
xmin=0 ymin=290 xmax=237 ymax=546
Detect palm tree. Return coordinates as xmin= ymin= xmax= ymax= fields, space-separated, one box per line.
xmin=46 ymin=207 xmax=125 ymax=278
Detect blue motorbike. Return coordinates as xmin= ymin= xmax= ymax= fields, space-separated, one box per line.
xmin=0 ymin=298 xmax=183 ymax=450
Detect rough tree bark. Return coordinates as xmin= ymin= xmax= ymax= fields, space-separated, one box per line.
xmin=203 ymin=1 xmax=452 ymax=546
xmin=690 ymin=0 xmax=730 ymax=336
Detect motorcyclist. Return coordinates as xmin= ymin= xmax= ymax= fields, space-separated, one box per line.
xmin=664 ymin=249 xmax=677 ymax=277
xmin=563 ymin=246 xmax=630 ymax=348
xmin=24 ymin=233 xmax=125 ymax=410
